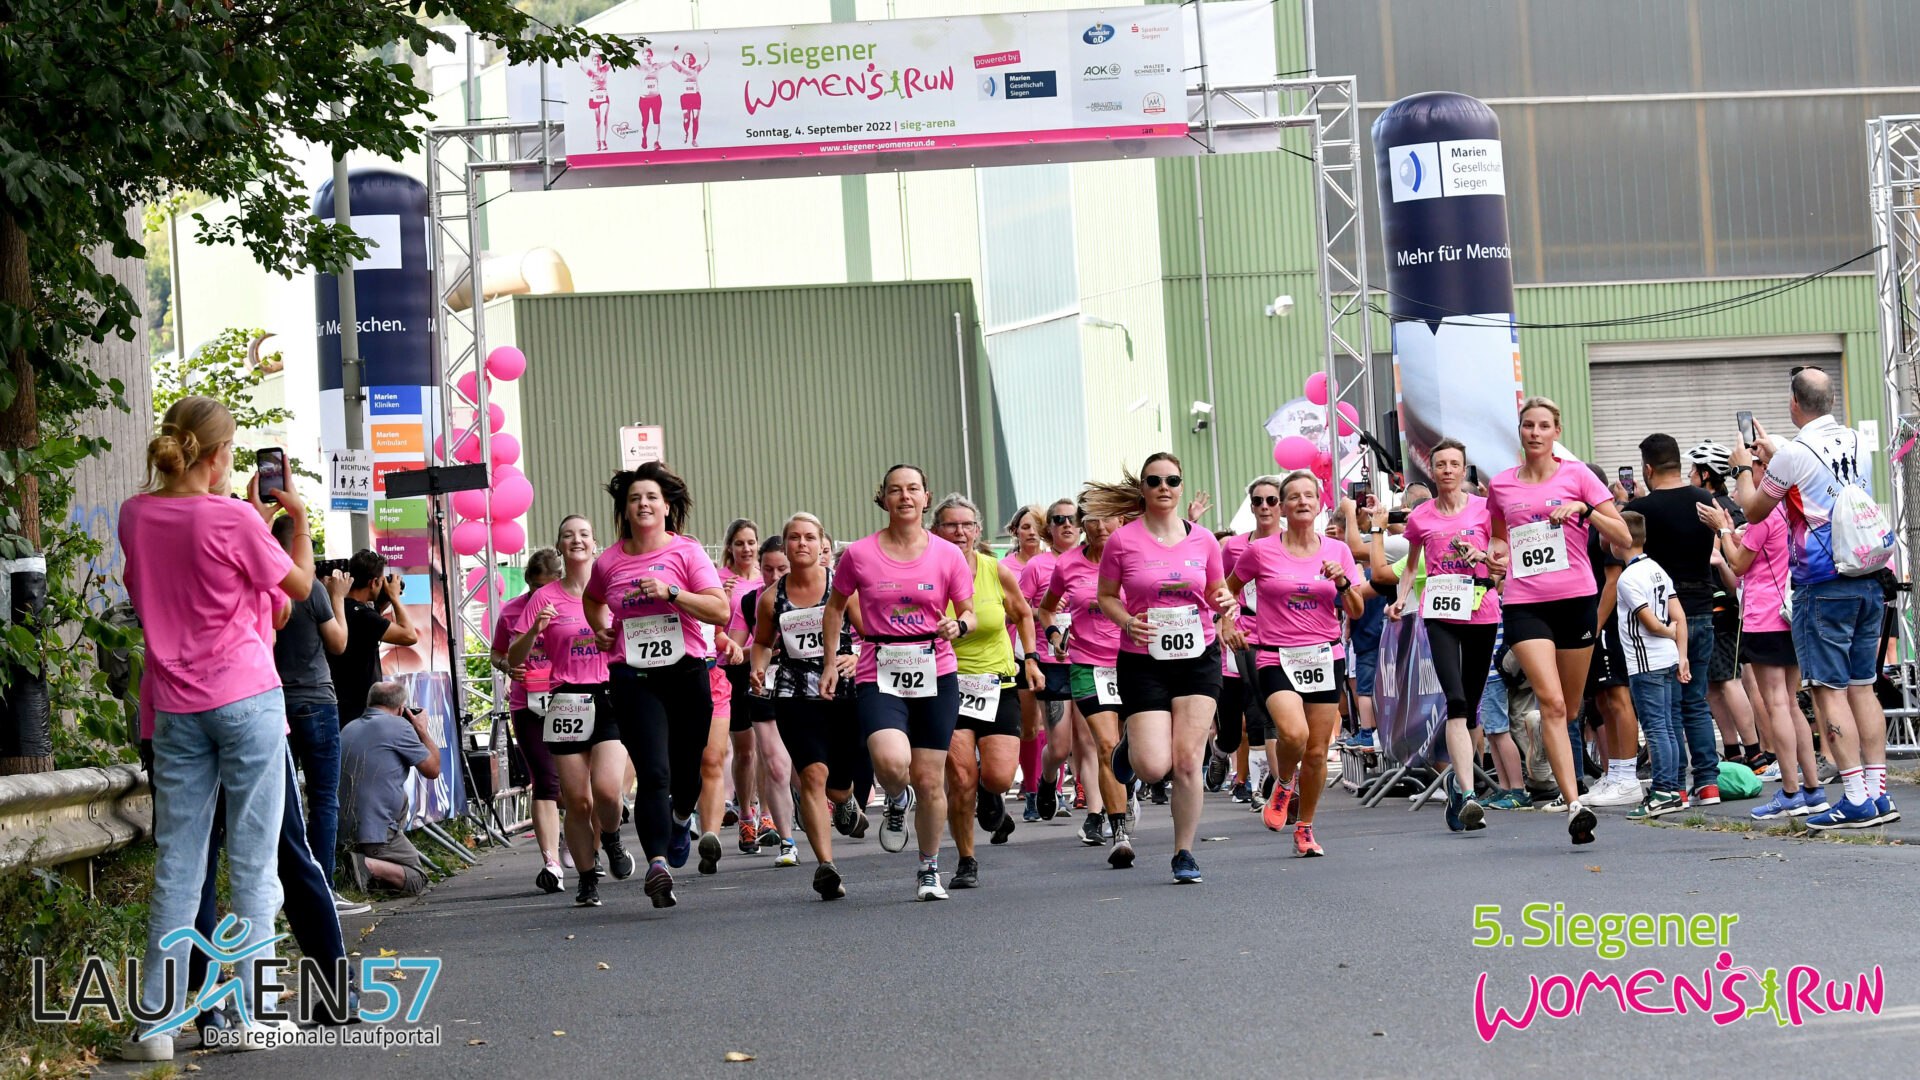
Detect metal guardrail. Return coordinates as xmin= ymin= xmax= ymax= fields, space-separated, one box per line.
xmin=0 ymin=765 xmax=151 ymax=871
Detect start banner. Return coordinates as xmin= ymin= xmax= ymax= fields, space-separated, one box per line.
xmin=563 ymin=6 xmax=1188 ymax=167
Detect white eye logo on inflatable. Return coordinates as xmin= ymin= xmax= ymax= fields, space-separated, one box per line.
xmin=1398 ymin=151 xmax=1423 ymax=193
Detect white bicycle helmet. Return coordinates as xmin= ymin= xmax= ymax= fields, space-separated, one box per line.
xmin=1686 ymin=441 xmax=1732 ymax=477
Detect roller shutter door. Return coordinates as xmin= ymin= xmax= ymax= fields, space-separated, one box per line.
xmin=1587 ymin=347 xmax=1844 ymax=476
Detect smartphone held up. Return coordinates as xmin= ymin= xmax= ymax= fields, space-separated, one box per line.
xmin=255 ymin=446 xmax=288 ymax=500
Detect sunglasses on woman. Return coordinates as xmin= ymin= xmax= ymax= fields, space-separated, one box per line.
xmin=1049 ymin=514 xmax=1075 ymax=526
xmin=1249 ymin=495 xmax=1279 ymax=507
xmin=1143 ymin=474 xmax=1183 ymax=489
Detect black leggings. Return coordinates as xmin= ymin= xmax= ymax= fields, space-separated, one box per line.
xmin=1427 ymin=620 xmax=1498 ymax=724
xmin=610 ymin=657 xmax=714 ymax=860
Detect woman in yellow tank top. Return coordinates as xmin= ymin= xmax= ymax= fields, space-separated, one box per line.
xmin=932 ymin=493 xmax=1041 ymax=890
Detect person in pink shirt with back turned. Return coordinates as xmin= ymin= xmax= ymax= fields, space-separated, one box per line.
xmin=119 ymin=396 xmax=315 ymax=1061
xmin=820 ymin=464 xmax=977 ymax=902
xmin=1486 ymin=396 xmax=1631 ymax=846
xmin=1085 ymin=452 xmax=1235 ymax=885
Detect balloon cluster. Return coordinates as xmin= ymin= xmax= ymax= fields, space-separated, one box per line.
xmin=442 ymin=346 xmax=532 ymax=560
xmin=1270 ymin=370 xmax=1361 ymax=484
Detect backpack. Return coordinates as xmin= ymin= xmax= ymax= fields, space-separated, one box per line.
xmin=1809 ymin=432 xmax=1894 ymax=578
xmin=1716 ymin=761 xmax=1762 ymax=800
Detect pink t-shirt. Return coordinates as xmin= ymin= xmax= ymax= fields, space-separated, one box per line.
xmin=586 ymin=534 xmax=724 ymax=661
xmin=1399 ymin=495 xmax=1503 ymax=625
xmin=1740 ymin=510 xmax=1792 ymax=634
xmin=1046 ymin=546 xmax=1120 ymax=667
xmin=513 ymin=581 xmax=609 ymax=686
xmin=120 ymin=494 xmax=294 ymax=714
xmin=1232 ymin=534 xmax=1357 ymax=664
xmin=831 ymin=532 xmax=975 ymax=683
xmin=1485 ymin=460 xmax=1614 ymax=605
xmin=493 ymin=593 xmax=541 ymax=710
xmin=1097 ymin=519 xmax=1226 ymax=656
xmin=1016 ymin=549 xmax=1060 ymax=608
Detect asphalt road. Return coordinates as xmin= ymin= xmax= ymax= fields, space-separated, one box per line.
xmin=152 ymin=780 xmax=1920 ymax=1078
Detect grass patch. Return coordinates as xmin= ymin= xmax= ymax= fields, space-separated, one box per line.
xmin=1656 ymin=812 xmax=1898 ymax=846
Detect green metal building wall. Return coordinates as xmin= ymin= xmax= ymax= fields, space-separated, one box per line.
xmin=503 ymin=281 xmax=989 ymax=548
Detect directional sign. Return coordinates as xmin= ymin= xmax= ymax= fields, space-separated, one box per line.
xmin=620 ymin=425 xmax=664 ymax=469
xmin=329 ymin=448 xmax=374 ymax=513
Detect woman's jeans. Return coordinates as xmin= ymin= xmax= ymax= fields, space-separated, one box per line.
xmin=138 ymin=689 xmax=287 ymax=1036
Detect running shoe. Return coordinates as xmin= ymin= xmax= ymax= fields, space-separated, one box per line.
xmin=879 ymin=799 xmax=911 ymax=853
xmin=1108 ymin=828 xmax=1135 ymax=869
xmin=560 ymin=843 xmax=575 ymax=870
xmin=1805 ymin=796 xmax=1879 ymax=831
xmin=1483 ymin=789 xmax=1524 ymax=811
xmin=991 ymin=813 xmax=1016 ymax=845
xmin=1443 ymin=777 xmax=1466 ymax=833
xmin=574 ymin=869 xmax=602 ymax=907
xmin=1542 ymin=795 xmax=1570 ymax=814
xmin=1261 ymin=779 xmax=1295 ymax=832
xmin=1171 ymin=849 xmax=1203 ymax=883
xmin=850 ymin=803 xmax=871 ymax=839
xmin=722 ymin=800 xmax=740 ymax=827
xmin=1747 ymin=751 xmax=1777 ymax=775
xmin=832 ymin=797 xmax=858 ymax=836
xmin=774 ymin=841 xmax=800 ymax=867
xmin=1341 ymin=729 xmax=1377 ymax=752
xmin=1749 ymin=789 xmax=1803 ymax=821
xmin=1626 ymin=790 xmax=1684 ymax=820
xmin=601 ymin=830 xmax=635 ymax=880
xmin=1693 ymin=783 xmax=1722 ymax=806
xmin=1036 ymin=779 xmax=1059 ymax=821
xmin=1149 ymin=780 xmax=1170 ymax=806
xmin=1205 ymin=752 xmax=1230 ymax=791
xmin=1072 ymin=778 xmax=1088 ymax=810
xmin=1792 ymin=787 xmax=1829 ymax=816
xmin=1023 ymin=792 xmax=1041 ymax=822
xmin=644 ymin=860 xmax=677 ymax=908
xmin=813 ymin=861 xmax=845 ymax=900
xmin=333 ymin=891 xmax=372 ymax=915
xmin=1568 ymin=802 xmax=1597 ymax=845
xmin=1229 ymin=780 xmax=1252 ymax=804
xmin=976 ymin=784 xmax=1006 ymax=831
xmin=916 ymin=867 xmax=948 ymax=901
xmin=950 ymin=856 xmax=979 ymax=889
xmin=759 ymin=814 xmax=780 ymax=847
xmin=738 ymin=816 xmax=758 ymax=854
xmin=1293 ymin=823 xmax=1324 ymax=857
xmin=1756 ymin=761 xmax=1783 ymax=782
xmin=1458 ymin=791 xmax=1486 ymax=831
xmin=1079 ymin=812 xmax=1104 ymax=846
xmin=667 ymin=819 xmax=693 ymax=868
xmin=1876 ymin=793 xmax=1900 ymax=824
xmin=1582 ymin=776 xmax=1642 ymax=808
xmin=534 ymin=863 xmax=563 ymax=895
xmin=1125 ymin=790 xmax=1140 ymax=835
xmin=697 ymin=831 xmax=724 ymax=875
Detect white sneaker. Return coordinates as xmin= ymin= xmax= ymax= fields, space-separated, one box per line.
xmin=774 ymin=842 xmax=799 ymax=867
xmin=332 ymin=891 xmax=372 ymax=915
xmin=915 ymin=867 xmax=948 ymax=901
xmin=878 ymin=799 xmax=911 ymax=853
xmin=118 ymin=1032 xmax=174 ymax=1061
xmin=1583 ymin=777 xmax=1641 ymax=807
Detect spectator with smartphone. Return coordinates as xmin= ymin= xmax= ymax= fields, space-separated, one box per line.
xmin=328 ymin=551 xmax=419 ymax=730
xmin=338 ymin=682 xmax=441 ymax=895
xmin=118 ymin=396 xmax=314 ymax=1060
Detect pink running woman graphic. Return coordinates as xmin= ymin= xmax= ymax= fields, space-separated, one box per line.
xmin=634 ymin=48 xmax=669 ymax=151
xmin=583 ymin=52 xmax=612 ymax=151
xmin=671 ymin=44 xmax=711 ymax=147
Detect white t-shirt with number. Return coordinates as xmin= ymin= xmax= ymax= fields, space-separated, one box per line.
xmin=1615 ymin=555 xmax=1680 ymax=676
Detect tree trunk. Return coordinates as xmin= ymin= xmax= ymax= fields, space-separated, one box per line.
xmin=0 ymin=209 xmax=39 ymax=547
xmin=0 ymin=208 xmax=49 ymax=776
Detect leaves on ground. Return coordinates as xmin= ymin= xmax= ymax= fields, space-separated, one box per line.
xmin=724 ymin=1051 xmax=755 ymax=1062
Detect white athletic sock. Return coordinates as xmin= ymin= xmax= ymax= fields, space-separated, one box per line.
xmin=1840 ymin=768 xmax=1867 ymax=804
xmin=1609 ymin=759 xmax=1635 ymax=784
xmin=1865 ymin=764 xmax=1886 ymax=799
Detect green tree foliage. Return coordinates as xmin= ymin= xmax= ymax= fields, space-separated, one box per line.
xmin=152 ymin=327 xmax=320 ymax=483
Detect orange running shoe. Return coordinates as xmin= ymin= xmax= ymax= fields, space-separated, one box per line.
xmin=1262 ymin=780 xmax=1295 ymax=832
xmin=1293 ymin=822 xmax=1324 ymax=857
xmin=737 ymin=816 xmax=758 ymax=854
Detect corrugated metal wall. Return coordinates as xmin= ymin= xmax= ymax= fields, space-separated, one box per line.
xmin=509 ymin=281 xmax=984 ymax=548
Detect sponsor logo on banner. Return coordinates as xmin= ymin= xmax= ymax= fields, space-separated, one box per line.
xmin=1390 ymin=142 xmax=1441 ymax=202
xmin=1390 ymin=139 xmax=1506 ymax=201
xmin=973 ymin=50 xmax=1020 ymax=68
xmin=1129 ymin=20 xmax=1174 ymax=40
xmin=1143 ymin=92 xmax=1167 ymax=115
xmin=1081 ymin=62 xmax=1120 ymax=80
xmin=1004 ymin=70 xmax=1058 ymax=99
xmin=978 ymin=75 xmax=999 ymax=99
xmin=1133 ymin=62 xmax=1169 ymax=76
xmin=1083 ymin=22 xmax=1115 ymax=44
xmin=1086 ymin=100 xmax=1122 ymax=113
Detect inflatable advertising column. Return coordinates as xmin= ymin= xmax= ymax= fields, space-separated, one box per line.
xmin=1371 ymin=92 xmax=1523 ymax=485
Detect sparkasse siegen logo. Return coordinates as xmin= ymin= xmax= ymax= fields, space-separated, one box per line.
xmin=1083 ymin=22 xmax=1115 ymax=44
xmin=33 ymin=915 xmax=445 ymax=1049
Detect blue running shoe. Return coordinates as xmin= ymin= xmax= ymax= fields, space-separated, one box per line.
xmin=1443 ymin=777 xmax=1466 ymax=833
xmin=1171 ymin=849 xmax=1203 ymax=884
xmin=1794 ymin=787 xmax=1829 ymax=816
xmin=1749 ymin=788 xmax=1802 ymax=821
xmin=667 ymin=819 xmax=693 ymax=868
xmin=1875 ymin=793 xmax=1900 ymax=824
xmin=1023 ymin=792 xmax=1040 ymax=822
xmin=1805 ymin=796 xmax=1879 ymax=831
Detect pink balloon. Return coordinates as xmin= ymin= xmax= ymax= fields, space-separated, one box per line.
xmin=451 ymin=519 xmax=489 ymax=556
xmin=1304 ymin=371 xmax=1330 ymax=407
xmin=1313 ymin=448 xmax=1334 ymax=470
xmin=464 ymin=565 xmax=506 ymax=604
xmin=451 ymin=488 xmax=490 ymax=521
xmin=491 ymin=518 xmax=527 ymax=555
xmin=487 ymin=345 xmax=527 ymax=382
xmin=494 ymin=463 xmax=523 ymax=483
xmin=490 ymin=475 xmax=535 ymax=519
xmin=490 ymin=432 xmax=521 ymax=468
xmin=455 ymin=370 xmax=491 ymax=405
xmin=1336 ymin=400 xmax=1361 ymax=437
xmin=487 ymin=403 xmax=506 ymax=433
xmin=432 ymin=435 xmax=445 ymax=462
xmin=451 ymin=433 xmax=483 ymax=465
xmin=1272 ymin=435 xmax=1318 ymax=470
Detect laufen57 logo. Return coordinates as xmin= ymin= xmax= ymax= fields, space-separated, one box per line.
xmin=1471 ymin=903 xmax=1884 ymax=1041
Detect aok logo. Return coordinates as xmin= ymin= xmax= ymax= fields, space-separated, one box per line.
xmin=1083 ymin=22 xmax=1115 ymax=44
xmin=1082 ymin=63 xmax=1120 ymax=78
